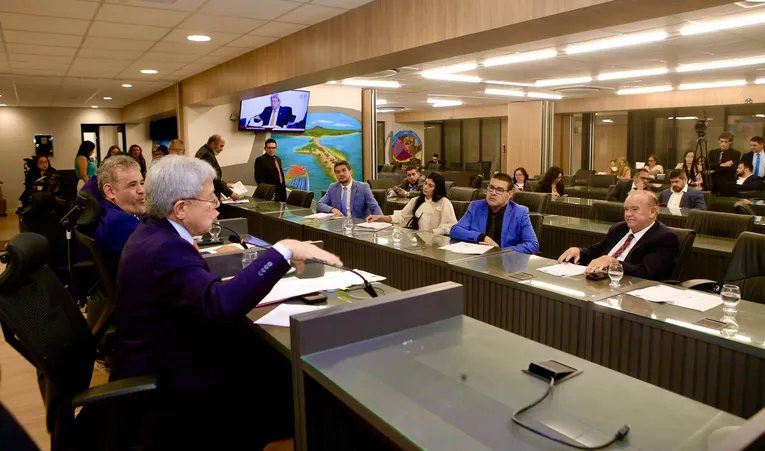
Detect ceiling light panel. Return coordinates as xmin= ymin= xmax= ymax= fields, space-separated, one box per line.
xmin=482 ymin=49 xmax=557 ymax=67
xmin=565 ymin=31 xmax=668 ymax=55
xmin=535 ymin=76 xmax=592 ymax=87
xmin=341 ymin=79 xmax=400 ymax=88
xmin=676 ymin=55 xmax=765 ymax=72
xmin=597 ymin=68 xmax=668 ymax=81
xmin=678 ymin=80 xmax=747 ymax=90
xmin=421 ymin=73 xmax=481 ymax=83
xmin=485 ymin=80 xmax=535 ymax=87
xmin=527 ymin=92 xmax=563 ymax=99
xmin=484 ymin=88 xmax=526 ymax=97
xmin=420 ymin=62 xmax=477 ymax=76
xmin=681 ymin=11 xmax=765 ymax=36
xmin=617 ymin=85 xmax=673 ymax=95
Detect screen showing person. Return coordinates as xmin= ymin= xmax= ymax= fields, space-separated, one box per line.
xmin=239 ymin=90 xmax=310 ymax=132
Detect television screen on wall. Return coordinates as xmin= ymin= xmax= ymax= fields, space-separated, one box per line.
xmin=238 ymin=90 xmax=310 ymax=132
xmin=149 ymin=116 xmax=178 ymax=140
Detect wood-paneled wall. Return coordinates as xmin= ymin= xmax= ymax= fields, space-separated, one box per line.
xmin=507 ymin=102 xmax=543 ymax=177
xmin=395 ymin=104 xmax=508 ymax=123
xmin=121 ymin=86 xmax=176 ymax=123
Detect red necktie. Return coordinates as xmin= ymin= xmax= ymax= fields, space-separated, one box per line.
xmin=611 ymin=234 xmax=634 ymax=259
xmin=273 ymin=156 xmax=283 ymax=183
xmin=192 ymin=241 xmax=201 ymax=253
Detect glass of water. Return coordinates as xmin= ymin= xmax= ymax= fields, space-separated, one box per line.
xmin=391 ymin=227 xmax=403 ymax=244
xmin=241 ymin=248 xmax=259 ymax=269
xmin=721 ymin=314 xmax=739 ymax=338
xmin=343 ymin=215 xmax=354 ymax=232
xmin=607 ymin=263 xmax=624 ymax=288
xmin=721 ymin=284 xmax=741 ymax=315
xmin=210 ymin=223 xmax=222 ymax=242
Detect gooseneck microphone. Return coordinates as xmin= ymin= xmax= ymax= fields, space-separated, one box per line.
xmin=213 ymin=222 xmax=249 ymax=249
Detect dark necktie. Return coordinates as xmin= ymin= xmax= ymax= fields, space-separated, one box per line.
xmin=612 ymin=234 xmax=634 ymax=259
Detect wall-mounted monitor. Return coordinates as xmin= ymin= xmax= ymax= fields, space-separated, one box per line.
xmin=238 ymin=90 xmax=310 ymax=132
xmin=150 ymin=116 xmax=178 ymax=141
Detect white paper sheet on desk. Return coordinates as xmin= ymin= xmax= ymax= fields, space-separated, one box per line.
xmin=628 ymin=285 xmax=723 ymax=312
xmin=439 ymin=242 xmax=494 ymax=255
xmin=254 ymin=304 xmax=326 ymax=328
xmin=221 ymin=199 xmax=249 ymax=204
xmin=256 ymin=269 xmax=386 ymax=307
xmin=230 ymin=181 xmax=248 ymax=196
xmin=303 ymin=212 xmax=335 ymax=220
xmin=537 ymin=263 xmax=587 ymax=277
xmin=354 ymin=222 xmax=392 ymax=231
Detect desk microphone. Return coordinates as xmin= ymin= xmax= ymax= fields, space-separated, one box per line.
xmin=213 ymin=222 xmax=249 ymax=249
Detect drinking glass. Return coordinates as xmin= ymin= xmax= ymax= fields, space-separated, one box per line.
xmin=392 ymin=227 xmax=403 ymax=244
xmin=241 ymin=248 xmax=259 ymax=269
xmin=343 ymin=215 xmax=354 ymax=232
xmin=607 ymin=263 xmax=624 ymax=288
xmin=721 ymin=284 xmax=741 ymax=315
xmin=209 ymin=223 xmax=222 ymax=242
xmin=721 ymin=314 xmax=739 ymax=339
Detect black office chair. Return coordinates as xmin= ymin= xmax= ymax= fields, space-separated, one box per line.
xmin=448 ymin=162 xmax=463 ymax=171
xmin=447 ymin=187 xmax=479 ymax=202
xmin=512 ymin=192 xmax=550 ymax=214
xmin=528 ymin=213 xmax=543 ymax=237
xmin=686 ymin=210 xmax=754 ymax=239
xmin=471 ymin=174 xmax=484 ymax=189
xmin=734 ymin=200 xmax=757 ymax=216
xmin=606 ymin=184 xmax=618 ymax=202
xmin=574 ymin=169 xmax=594 ymax=186
xmin=0 ymin=233 xmax=157 ymax=451
xmin=666 ymin=227 xmax=696 ymax=283
xmin=464 ymin=162 xmax=482 ymax=173
xmin=589 ymin=174 xmax=617 ymax=188
xmin=444 ymin=181 xmax=455 ymax=195
xmin=561 ymin=175 xmax=575 ymax=188
xmin=722 ymin=232 xmax=765 ymax=304
xmin=253 ymin=183 xmax=276 ymax=200
xmin=588 ymin=201 xmax=625 ymax=223
xmin=18 ymin=192 xmax=68 ymax=282
xmin=73 ymin=228 xmax=115 ymax=341
xmin=479 ymin=161 xmax=492 ymax=178
xmin=701 ymin=191 xmax=712 ymax=208
xmin=425 ymin=162 xmax=441 ymax=172
xmin=286 ymin=189 xmax=314 ymax=208
xmin=526 ymin=180 xmax=540 ymax=193
xmin=480 ymin=180 xmax=489 ymax=190
xmin=368 ymin=179 xmax=397 ymax=190
xmin=451 ymin=201 xmax=471 ymax=220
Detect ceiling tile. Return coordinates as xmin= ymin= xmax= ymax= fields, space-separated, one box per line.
xmin=177 ymin=13 xmax=267 ymax=34
xmin=151 ymin=41 xmax=218 ymax=55
xmin=71 ymin=58 xmax=132 ymax=70
xmin=12 ymin=68 xmax=68 ymax=77
xmin=81 ymin=37 xmax=156 ymax=51
xmin=6 ymin=44 xmax=78 ymax=56
xmin=0 ymin=13 xmax=89 ymax=35
xmin=311 ymin=0 xmax=373 ymax=9
xmin=95 ymin=4 xmax=189 ymax=27
xmin=277 ymin=4 xmax=345 ymax=25
xmin=141 ymin=52 xmax=201 ymax=63
xmin=0 ymin=0 xmax=99 ymax=20
xmin=104 ymin=0 xmax=207 ymax=11
xmin=162 ymin=29 xmax=240 ymax=46
xmin=88 ymin=22 xmax=172 ymax=41
xmin=226 ymin=35 xmax=276 ymax=49
xmin=3 ymin=31 xmax=83 ymax=47
xmin=250 ymin=21 xmax=306 ymax=38
xmin=9 ymin=54 xmax=73 ymax=65
xmin=77 ymin=48 xmax=146 ymax=60
xmin=127 ymin=61 xmax=188 ymax=72
xmin=207 ymin=46 xmax=250 ymax=57
xmin=67 ymin=67 xmax=125 ymax=78
xmin=116 ymin=67 xmax=163 ymax=80
xmin=198 ymin=0 xmax=302 ymax=21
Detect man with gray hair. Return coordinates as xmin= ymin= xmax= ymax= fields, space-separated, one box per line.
xmin=194 ymin=134 xmax=239 ymax=200
xmin=247 ymin=93 xmax=295 ymax=128
xmin=111 ymin=155 xmax=341 ymax=448
xmin=92 ymin=154 xmax=145 ymax=283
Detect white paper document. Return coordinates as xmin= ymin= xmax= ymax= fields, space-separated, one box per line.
xmin=230 ymin=181 xmax=248 ymax=196
xmin=303 ymin=212 xmax=336 ymax=220
xmin=257 ymin=269 xmax=386 ymax=307
xmin=254 ymin=304 xmax=326 ymax=328
xmin=354 ymin=222 xmax=393 ymax=231
xmin=628 ymin=285 xmax=723 ymax=312
xmin=439 ymin=242 xmax=494 ymax=255
xmin=537 ymin=263 xmax=587 ymax=277
xmin=221 ymin=199 xmax=249 ymax=205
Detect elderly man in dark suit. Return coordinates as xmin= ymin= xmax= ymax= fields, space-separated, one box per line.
xmin=194 ymin=134 xmax=239 ymax=200
xmin=606 ymin=167 xmax=650 ymax=203
xmin=658 ymin=169 xmax=707 ymax=210
xmin=247 ymin=94 xmax=295 ymax=128
xmin=111 ymin=155 xmax=341 ymax=448
xmin=558 ymin=190 xmax=679 ymax=281
xmin=254 ymin=138 xmax=287 ymax=201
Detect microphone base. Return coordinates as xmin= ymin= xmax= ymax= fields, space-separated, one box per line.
xmin=363 ymin=284 xmax=379 ymax=298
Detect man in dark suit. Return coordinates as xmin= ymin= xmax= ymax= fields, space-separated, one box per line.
xmin=708 ymin=131 xmax=741 ymax=193
xmin=741 ymin=136 xmax=765 ymax=180
xmin=606 ymin=167 xmax=650 ymax=202
xmin=558 ymin=190 xmax=678 ymax=281
xmin=112 ymin=155 xmax=341 ymax=448
xmin=658 ymin=169 xmax=707 ymax=210
xmin=254 ymin=138 xmax=287 ymax=201
xmin=428 ymin=153 xmax=445 ymax=170
xmin=195 ymin=134 xmax=239 ymax=200
xmin=394 ymin=165 xmax=424 ymax=198
xmin=246 ymin=94 xmax=295 ymax=128
xmin=736 ymin=161 xmax=764 ymax=191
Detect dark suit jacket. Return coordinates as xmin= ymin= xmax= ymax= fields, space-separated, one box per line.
xmin=398 ymin=178 xmax=424 ymax=197
xmin=254 ymin=106 xmax=294 ymax=127
xmin=658 ymin=188 xmax=707 ymax=210
xmin=738 ymin=174 xmax=764 ymax=191
xmin=111 ymin=218 xmax=290 ymax=390
xmin=537 ymin=180 xmax=564 ymax=196
xmin=708 ymin=148 xmax=741 ymax=184
xmin=195 ymin=144 xmax=232 ymax=198
xmin=606 ymin=180 xmax=651 ymax=203
xmin=741 ymin=151 xmax=765 ymax=176
xmin=576 ymin=221 xmax=679 ymax=281
xmin=254 ymin=153 xmax=287 ymax=201
xmin=92 ymin=200 xmax=141 ymax=284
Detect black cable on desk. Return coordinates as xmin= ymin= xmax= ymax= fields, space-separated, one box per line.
xmin=511 ymin=377 xmax=630 ymax=450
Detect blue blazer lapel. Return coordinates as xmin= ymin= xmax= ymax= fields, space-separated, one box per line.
xmin=351 ymin=183 xmax=360 ymax=216
xmin=475 ymin=201 xmax=488 ymax=233
xmin=500 ymin=202 xmax=514 ymax=248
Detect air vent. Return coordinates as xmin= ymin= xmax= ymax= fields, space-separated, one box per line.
xmin=140 ymin=0 xmax=178 ymax=4
xmin=376 ymin=106 xmax=407 ymax=112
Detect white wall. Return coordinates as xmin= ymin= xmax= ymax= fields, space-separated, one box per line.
xmin=0 ymin=107 xmax=122 ymax=205
xmin=125 ymin=120 xmax=152 ymax=161
xmin=376 ymin=113 xmax=425 ymax=164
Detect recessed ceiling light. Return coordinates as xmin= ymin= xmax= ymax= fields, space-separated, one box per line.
xmin=597 ymin=68 xmax=669 ymax=81
xmin=140 ymin=69 xmax=158 ymax=74
xmin=617 ymin=85 xmax=673 ymax=95
xmin=341 ymin=79 xmax=400 ymax=88
xmin=482 ymin=49 xmax=557 ymax=67
xmin=103 ymin=97 xmax=112 ymax=100
xmin=187 ymin=35 xmax=211 ymax=42
xmin=565 ymin=31 xmax=668 ymax=55
xmin=755 ymin=114 xmax=765 ymax=118
xmin=677 ymin=55 xmax=765 ymax=72
xmin=0 ymin=104 xmax=6 ymax=107
xmin=91 ymin=106 xmax=99 ymax=108
xmin=122 ymin=84 xmax=132 ymax=88
xmin=678 ymin=80 xmax=747 ymax=90
xmin=602 ymin=119 xmax=613 ymax=123
xmin=421 ymin=73 xmax=481 ymax=83
xmin=484 ymin=88 xmax=526 ymax=97
xmin=535 ymin=76 xmax=592 ymax=87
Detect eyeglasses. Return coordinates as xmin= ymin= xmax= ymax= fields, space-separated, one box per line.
xmin=265 ymin=146 xmax=277 ymax=150
xmin=179 ymin=197 xmax=220 ymax=208
xmin=486 ymin=185 xmax=509 ymax=194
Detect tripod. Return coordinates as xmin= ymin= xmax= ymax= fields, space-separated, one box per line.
xmin=694 ymin=135 xmax=712 ymax=191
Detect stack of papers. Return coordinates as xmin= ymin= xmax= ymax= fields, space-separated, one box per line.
xmin=230 ymin=181 xmax=248 ymax=196
xmin=303 ymin=212 xmax=336 ymax=220
xmin=254 ymin=304 xmax=326 ymax=328
xmin=258 ymin=269 xmax=386 ymax=306
xmin=537 ymin=263 xmax=586 ymax=277
xmin=439 ymin=242 xmax=494 ymax=255
xmin=628 ymin=285 xmax=723 ymax=312
xmin=355 ymin=222 xmax=392 ymax=231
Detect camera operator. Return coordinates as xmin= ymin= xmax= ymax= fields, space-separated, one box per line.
xmin=707 ymin=131 xmax=740 ymax=193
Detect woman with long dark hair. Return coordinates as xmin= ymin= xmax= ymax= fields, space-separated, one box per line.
xmin=366 ymin=172 xmax=457 ymax=235
xmin=538 ymin=166 xmax=565 ymax=197
xmin=75 ymin=140 xmax=97 ymax=190
xmin=107 ymin=145 xmax=121 ymax=157
xmin=675 ymin=150 xmax=704 ymax=189
xmin=129 ymin=144 xmax=147 ymax=178
xmin=512 ymin=167 xmax=529 ymax=191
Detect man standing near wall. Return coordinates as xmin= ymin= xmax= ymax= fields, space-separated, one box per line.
xmin=195 ymin=134 xmax=240 ymax=200
xmin=254 ymin=138 xmax=287 ymax=202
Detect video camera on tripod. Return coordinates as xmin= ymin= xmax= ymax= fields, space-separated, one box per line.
xmin=695 ymin=112 xmax=708 ymax=138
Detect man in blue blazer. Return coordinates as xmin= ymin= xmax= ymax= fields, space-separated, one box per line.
xmin=111 ymin=156 xmax=341 ymax=448
xmin=450 ymin=172 xmax=539 ymax=254
xmin=91 ymin=155 xmax=146 ymax=283
xmin=658 ymin=169 xmax=707 ymax=210
xmin=317 ymin=160 xmax=383 ymax=218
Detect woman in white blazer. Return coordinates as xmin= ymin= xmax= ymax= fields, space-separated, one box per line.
xmin=366 ymin=172 xmax=457 ymax=235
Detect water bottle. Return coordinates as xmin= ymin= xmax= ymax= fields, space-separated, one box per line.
xmin=241 ymin=248 xmax=258 ymax=269
xmin=343 ymin=215 xmax=354 ymax=232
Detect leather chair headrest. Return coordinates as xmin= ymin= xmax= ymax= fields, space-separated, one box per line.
xmin=0 ymin=233 xmax=50 ymax=288
xmin=76 ymin=190 xmax=102 ymax=227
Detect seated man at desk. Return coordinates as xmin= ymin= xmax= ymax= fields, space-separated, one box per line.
xmin=558 ymin=190 xmax=678 ymax=281
xmin=111 ymin=155 xmax=341 ymax=449
xmin=450 ymin=172 xmax=539 ymax=254
xmin=607 ymin=167 xmax=650 ymax=202
xmin=736 ymin=161 xmax=763 ymax=190
xmin=394 ymin=165 xmax=424 ymax=198
xmin=317 ymin=160 xmax=383 ymax=219
xmin=658 ymin=169 xmax=707 ymax=210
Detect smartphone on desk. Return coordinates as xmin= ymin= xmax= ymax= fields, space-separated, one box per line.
xmin=586 ymin=271 xmax=609 ymax=281
xmin=507 ymin=272 xmax=534 ymax=281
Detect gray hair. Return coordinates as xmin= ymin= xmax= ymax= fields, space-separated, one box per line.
xmin=97 ymin=155 xmax=141 ymax=193
xmin=627 ymin=189 xmax=657 ymax=207
xmin=144 ymin=155 xmax=216 ymax=218
xmin=270 ymin=94 xmax=280 ymax=101
xmin=207 ymin=134 xmax=222 ymax=145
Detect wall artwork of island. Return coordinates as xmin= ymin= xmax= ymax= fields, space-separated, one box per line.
xmin=272 ymin=111 xmax=362 ymax=199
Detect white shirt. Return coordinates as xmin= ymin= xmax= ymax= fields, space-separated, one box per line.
xmin=341 ymin=179 xmax=353 ymax=214
xmin=390 ymin=197 xmax=458 ymax=236
xmin=667 ymin=184 xmax=688 ymax=209
xmin=753 ymin=151 xmax=765 ymax=177
xmin=737 ymin=175 xmax=748 ymax=185
xmin=607 ymin=222 xmax=655 ymax=262
xmin=167 ymin=218 xmax=292 ymax=260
